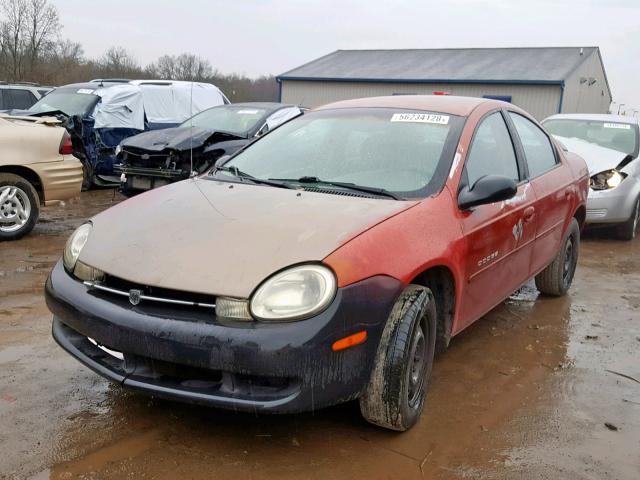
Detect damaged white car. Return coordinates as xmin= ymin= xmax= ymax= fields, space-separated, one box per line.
xmin=543 ymin=114 xmax=640 ymax=240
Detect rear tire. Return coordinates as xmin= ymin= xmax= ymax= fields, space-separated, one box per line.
xmin=0 ymin=173 xmax=40 ymax=241
xmin=617 ymin=196 xmax=639 ymax=241
xmin=535 ymin=218 xmax=580 ymax=296
xmin=359 ymin=285 xmax=437 ymax=431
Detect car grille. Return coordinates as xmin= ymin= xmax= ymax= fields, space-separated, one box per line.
xmin=84 ymin=274 xmax=216 ymax=310
xmin=121 ymin=147 xmax=174 ymax=169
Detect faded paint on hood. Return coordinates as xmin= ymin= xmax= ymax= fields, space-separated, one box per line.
xmin=78 ymin=178 xmax=418 ymax=297
xmin=121 ymin=126 xmax=243 ymax=152
xmin=554 ymin=135 xmax=630 ymax=175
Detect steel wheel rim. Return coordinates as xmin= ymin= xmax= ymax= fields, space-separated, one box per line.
xmin=0 ymin=186 xmax=31 ymax=233
xmin=563 ymin=236 xmax=575 ymax=283
xmin=407 ymin=323 xmax=427 ymax=408
xmin=633 ymin=199 xmax=640 ymax=237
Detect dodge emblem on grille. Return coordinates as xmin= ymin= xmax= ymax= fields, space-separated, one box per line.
xmin=129 ymin=289 xmax=142 ymax=305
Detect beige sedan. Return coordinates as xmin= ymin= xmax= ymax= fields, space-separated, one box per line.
xmin=0 ymin=115 xmax=83 ymax=240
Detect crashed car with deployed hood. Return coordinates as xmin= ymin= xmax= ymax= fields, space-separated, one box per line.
xmin=115 ymin=102 xmax=302 ymax=195
xmin=46 ymin=95 xmax=588 ymax=431
xmin=22 ymin=79 xmax=228 ymax=188
xmin=543 ymin=114 xmax=640 ymax=240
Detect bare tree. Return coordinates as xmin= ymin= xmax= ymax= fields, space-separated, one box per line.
xmin=25 ymin=0 xmax=59 ymax=74
xmin=147 ymin=53 xmax=212 ymax=81
xmin=97 ymin=46 xmax=141 ymax=78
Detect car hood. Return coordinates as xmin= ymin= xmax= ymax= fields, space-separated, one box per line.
xmin=121 ymin=126 xmax=243 ymax=152
xmin=78 ymin=178 xmax=418 ymax=298
xmin=554 ymin=135 xmax=630 ymax=174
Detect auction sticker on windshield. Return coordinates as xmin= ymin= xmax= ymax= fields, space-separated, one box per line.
xmin=238 ymin=110 xmax=260 ymax=114
xmin=603 ymin=123 xmax=631 ymax=129
xmin=77 ymin=89 xmax=95 ymax=94
xmin=391 ymin=113 xmax=449 ymax=124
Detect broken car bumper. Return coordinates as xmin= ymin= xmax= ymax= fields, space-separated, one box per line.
xmin=45 ymin=261 xmax=401 ymax=413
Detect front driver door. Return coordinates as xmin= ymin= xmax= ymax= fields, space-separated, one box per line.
xmin=458 ymin=111 xmax=537 ymax=329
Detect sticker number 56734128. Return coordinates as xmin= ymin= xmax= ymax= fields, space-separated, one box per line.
xmin=391 ymin=113 xmax=450 ymax=124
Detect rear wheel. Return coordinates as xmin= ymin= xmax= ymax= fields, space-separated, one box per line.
xmin=0 ymin=173 xmax=40 ymax=241
xmin=359 ymin=285 xmax=437 ymax=431
xmin=617 ymin=196 xmax=640 ymax=241
xmin=535 ymin=218 xmax=580 ymax=296
xmin=81 ymin=159 xmax=94 ymax=191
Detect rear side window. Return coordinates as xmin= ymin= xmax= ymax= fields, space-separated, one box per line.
xmin=509 ymin=113 xmax=558 ymax=178
xmin=465 ymin=112 xmax=519 ymax=187
xmin=4 ymin=89 xmax=37 ymax=109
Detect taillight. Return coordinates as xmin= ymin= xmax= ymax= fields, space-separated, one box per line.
xmin=59 ymin=131 xmax=73 ymax=155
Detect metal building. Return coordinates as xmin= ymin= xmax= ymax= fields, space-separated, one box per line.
xmin=277 ymin=47 xmax=612 ymax=119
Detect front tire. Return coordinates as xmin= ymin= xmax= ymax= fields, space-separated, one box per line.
xmin=359 ymin=285 xmax=437 ymax=431
xmin=535 ymin=218 xmax=580 ymax=296
xmin=617 ymin=196 xmax=639 ymax=241
xmin=0 ymin=173 xmax=40 ymax=241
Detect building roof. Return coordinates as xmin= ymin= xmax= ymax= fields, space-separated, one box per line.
xmin=278 ymin=47 xmax=600 ymax=85
xmin=316 ymin=95 xmax=500 ymax=117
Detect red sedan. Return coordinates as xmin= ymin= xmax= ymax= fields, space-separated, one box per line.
xmin=46 ymin=95 xmax=589 ymax=431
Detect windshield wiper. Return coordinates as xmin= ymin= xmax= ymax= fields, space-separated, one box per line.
xmin=269 ymin=176 xmax=402 ymax=200
xmin=211 ymin=165 xmax=294 ymax=189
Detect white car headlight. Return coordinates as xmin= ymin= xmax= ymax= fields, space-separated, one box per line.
xmin=250 ymin=264 xmax=337 ymax=321
xmin=63 ymin=223 xmax=92 ymax=272
xmin=590 ymin=169 xmax=626 ymax=190
xmin=115 ymin=144 xmax=122 ymax=156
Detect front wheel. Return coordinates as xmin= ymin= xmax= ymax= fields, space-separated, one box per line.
xmin=535 ymin=218 xmax=580 ymax=296
xmin=617 ymin=196 xmax=639 ymax=241
xmin=359 ymin=285 xmax=437 ymax=431
xmin=0 ymin=173 xmax=40 ymax=241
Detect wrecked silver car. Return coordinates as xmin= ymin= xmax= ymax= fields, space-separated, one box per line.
xmin=544 ymin=114 xmax=640 ymax=240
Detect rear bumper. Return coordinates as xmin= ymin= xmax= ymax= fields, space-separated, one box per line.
xmin=29 ymin=155 xmax=83 ymax=204
xmin=586 ymin=176 xmax=640 ymax=224
xmin=46 ymin=261 xmax=402 ymax=413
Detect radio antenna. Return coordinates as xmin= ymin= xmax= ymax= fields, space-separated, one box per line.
xmin=189 ymin=81 xmax=194 ymax=177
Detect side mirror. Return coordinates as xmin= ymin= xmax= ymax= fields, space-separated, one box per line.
xmin=458 ymin=174 xmax=517 ymax=210
xmin=214 ymin=155 xmax=231 ymax=168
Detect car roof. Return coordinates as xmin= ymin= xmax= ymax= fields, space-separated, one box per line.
xmin=315 ymin=95 xmax=497 ymax=116
xmin=544 ymin=113 xmax=639 ymax=125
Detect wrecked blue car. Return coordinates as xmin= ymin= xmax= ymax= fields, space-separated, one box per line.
xmin=25 ymin=79 xmax=228 ymax=188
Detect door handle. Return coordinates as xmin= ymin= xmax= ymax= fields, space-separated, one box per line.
xmin=523 ymin=206 xmax=535 ymax=223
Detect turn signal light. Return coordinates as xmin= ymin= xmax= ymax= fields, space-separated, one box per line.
xmin=332 ymin=331 xmax=367 ymax=352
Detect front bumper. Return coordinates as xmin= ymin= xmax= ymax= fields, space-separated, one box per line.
xmin=114 ymin=164 xmax=183 ymax=192
xmin=46 ymin=261 xmax=402 ymax=413
xmin=586 ymin=176 xmax=640 ymax=224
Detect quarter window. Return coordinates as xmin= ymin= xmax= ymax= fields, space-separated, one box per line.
xmin=509 ymin=112 xmax=558 ymax=177
xmin=465 ymin=112 xmax=519 ymax=187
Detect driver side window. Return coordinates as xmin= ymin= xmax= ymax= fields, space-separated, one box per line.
xmin=465 ymin=112 xmax=519 ymax=188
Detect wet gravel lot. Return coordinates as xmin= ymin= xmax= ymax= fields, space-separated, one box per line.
xmin=1 ymin=189 xmax=639 ymax=480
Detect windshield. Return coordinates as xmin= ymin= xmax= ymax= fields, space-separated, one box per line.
xmin=29 ymin=89 xmax=99 ymax=117
xmin=544 ymin=119 xmax=638 ymax=156
xmin=217 ymin=108 xmax=462 ymax=198
xmin=182 ymin=105 xmax=268 ymax=136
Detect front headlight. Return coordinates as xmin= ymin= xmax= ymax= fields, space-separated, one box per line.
xmin=114 ymin=144 xmax=122 ymax=156
xmin=250 ymin=264 xmax=337 ymax=321
xmin=63 ymin=223 xmax=92 ymax=272
xmin=590 ymin=170 xmax=626 ymax=190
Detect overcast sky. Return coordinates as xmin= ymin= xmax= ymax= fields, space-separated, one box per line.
xmin=55 ymin=0 xmax=639 ymax=113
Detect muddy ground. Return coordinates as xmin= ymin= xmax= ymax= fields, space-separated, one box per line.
xmin=1 ymin=189 xmax=638 ymax=480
